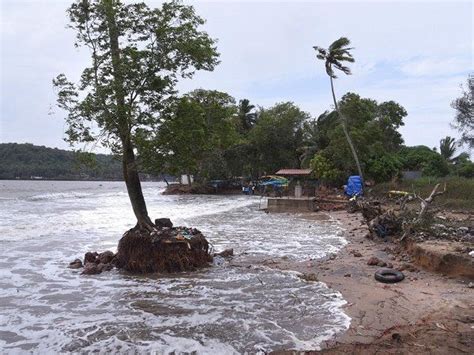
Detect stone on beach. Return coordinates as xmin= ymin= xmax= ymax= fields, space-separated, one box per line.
xmin=98 ymin=250 xmax=115 ymax=264
xmin=367 ymin=256 xmax=381 ymax=266
xmin=68 ymin=259 xmax=83 ymax=269
xmin=82 ymin=262 xmax=101 ymax=275
xmin=84 ymin=252 xmax=99 ymax=264
xmin=215 ymin=248 xmax=234 ymax=257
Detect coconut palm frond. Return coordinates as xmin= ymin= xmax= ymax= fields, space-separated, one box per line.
xmin=333 ymin=62 xmax=352 ymax=75
xmin=314 ymin=37 xmax=355 ymax=78
xmin=325 ymin=61 xmax=335 ymax=78
xmin=439 ymin=136 xmax=457 ymax=161
xmin=328 ymin=37 xmax=351 ymax=51
xmin=334 ymin=54 xmax=355 ymax=63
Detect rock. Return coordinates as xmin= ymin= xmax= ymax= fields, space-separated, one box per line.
xmin=68 ymin=259 xmax=83 ymax=269
xmin=377 ymin=261 xmax=387 ymax=267
xmin=98 ymin=251 xmax=115 ymax=264
xmin=392 ymin=333 xmax=402 ymax=342
xmin=97 ymin=263 xmax=113 ymax=272
xmin=398 ymin=263 xmax=417 ymax=272
xmin=367 ymin=257 xmax=380 ymax=266
xmin=299 ymin=273 xmax=318 ymax=282
xmin=467 ymin=282 xmax=474 ymax=288
xmin=81 ymin=262 xmax=102 ymax=275
xmin=351 ymin=250 xmax=362 ymax=257
xmin=155 ymin=218 xmax=173 ymax=228
xmin=344 ymin=273 xmax=351 ymax=277
xmin=84 ymin=252 xmax=99 ymax=264
xmin=386 ymin=262 xmax=393 ymax=269
xmin=215 ymin=249 xmax=234 ymax=258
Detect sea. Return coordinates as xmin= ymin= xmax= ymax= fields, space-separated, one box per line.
xmin=0 ymin=180 xmax=350 ymax=354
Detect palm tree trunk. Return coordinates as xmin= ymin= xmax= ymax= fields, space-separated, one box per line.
xmin=329 ymin=76 xmax=364 ymax=182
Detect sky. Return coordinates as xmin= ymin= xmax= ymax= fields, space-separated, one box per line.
xmin=1 ymin=0 xmax=472 ymax=154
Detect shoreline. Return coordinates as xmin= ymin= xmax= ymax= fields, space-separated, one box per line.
xmin=262 ymin=210 xmax=473 ymax=354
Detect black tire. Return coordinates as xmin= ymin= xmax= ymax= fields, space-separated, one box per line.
xmin=374 ymin=268 xmax=405 ymax=283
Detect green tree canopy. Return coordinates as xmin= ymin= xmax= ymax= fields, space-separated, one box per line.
xmin=145 ymin=89 xmax=238 ymax=181
xmin=398 ymin=146 xmax=450 ymax=177
xmin=451 ymin=75 xmax=474 ymax=148
xmin=308 ymin=93 xmax=407 ymax=183
xmin=250 ymin=102 xmax=309 ymax=175
xmin=53 ymin=0 xmax=219 ymax=229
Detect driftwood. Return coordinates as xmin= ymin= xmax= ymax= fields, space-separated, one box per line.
xmin=354 ymin=183 xmax=448 ymax=241
xmin=400 ymin=183 xmax=447 ymax=241
xmin=415 ymin=183 xmax=446 ymax=222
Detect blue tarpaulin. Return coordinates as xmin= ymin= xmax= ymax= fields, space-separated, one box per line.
xmin=345 ymin=175 xmax=363 ymax=197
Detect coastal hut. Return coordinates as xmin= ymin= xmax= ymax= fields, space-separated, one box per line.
xmin=275 ymin=168 xmax=313 ymax=197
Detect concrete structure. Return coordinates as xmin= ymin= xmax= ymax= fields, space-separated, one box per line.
xmin=180 ymin=174 xmax=194 ymax=185
xmin=266 ymin=197 xmax=317 ymax=212
xmin=402 ymin=170 xmax=422 ymax=180
xmin=275 ymin=168 xmax=314 ymax=197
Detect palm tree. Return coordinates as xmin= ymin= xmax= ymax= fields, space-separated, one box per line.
xmin=439 ymin=136 xmax=457 ymax=161
xmin=313 ymin=37 xmax=364 ymax=181
xmin=238 ymin=99 xmax=257 ymax=132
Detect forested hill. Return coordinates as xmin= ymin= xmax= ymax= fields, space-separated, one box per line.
xmin=0 ymin=143 xmax=123 ymax=180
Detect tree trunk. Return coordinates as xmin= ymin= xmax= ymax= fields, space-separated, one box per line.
xmin=329 ymin=76 xmax=364 ymax=182
xmin=104 ymin=0 xmax=153 ymax=231
xmin=123 ymin=139 xmax=154 ymax=230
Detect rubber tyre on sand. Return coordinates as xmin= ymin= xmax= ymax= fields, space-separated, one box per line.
xmin=374 ymin=268 xmax=405 ymax=283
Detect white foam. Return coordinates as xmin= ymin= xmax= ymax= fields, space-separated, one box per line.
xmin=0 ymin=181 xmax=350 ymax=353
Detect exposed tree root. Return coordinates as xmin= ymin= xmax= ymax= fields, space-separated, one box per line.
xmin=115 ymin=226 xmax=213 ymax=273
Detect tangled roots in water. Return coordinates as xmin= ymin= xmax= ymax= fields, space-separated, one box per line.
xmin=115 ymin=226 xmax=213 ymax=273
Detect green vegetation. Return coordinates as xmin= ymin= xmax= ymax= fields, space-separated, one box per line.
xmin=397 ymin=146 xmax=450 ymax=178
xmin=0 ymin=143 xmax=122 ymax=180
xmin=54 ymin=0 xmax=218 ymax=229
xmin=302 ymin=93 xmax=407 ymax=184
xmin=45 ymin=1 xmax=472 ymax=201
xmin=451 ymin=75 xmax=473 ymax=149
xmin=143 ymin=89 xmax=473 ymax=186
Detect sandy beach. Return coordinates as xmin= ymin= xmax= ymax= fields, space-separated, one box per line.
xmin=259 ymin=211 xmax=474 ymax=354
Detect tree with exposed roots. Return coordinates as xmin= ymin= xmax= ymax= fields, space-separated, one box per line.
xmin=313 ymin=37 xmax=364 ymax=182
xmin=54 ymin=0 xmax=219 ymax=232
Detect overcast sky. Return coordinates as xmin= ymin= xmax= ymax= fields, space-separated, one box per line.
xmin=1 ymin=0 xmax=472 ymax=153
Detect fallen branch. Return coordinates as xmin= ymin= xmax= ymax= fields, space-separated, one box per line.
xmin=416 ymin=183 xmax=446 ymax=222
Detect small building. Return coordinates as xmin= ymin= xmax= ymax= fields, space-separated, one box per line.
xmin=275 ymin=168 xmax=313 ymax=197
xmin=402 ymin=170 xmax=422 ymax=180
xmin=180 ymin=174 xmax=194 ymax=185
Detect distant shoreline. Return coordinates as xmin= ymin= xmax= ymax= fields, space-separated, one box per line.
xmin=0 ymin=178 xmax=164 ymax=183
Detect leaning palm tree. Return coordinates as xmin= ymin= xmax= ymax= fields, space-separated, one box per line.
xmin=313 ymin=37 xmax=364 ymax=181
xmin=439 ymin=136 xmax=457 ymax=161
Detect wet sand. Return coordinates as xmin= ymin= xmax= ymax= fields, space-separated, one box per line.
xmin=266 ymin=211 xmax=474 ymax=354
